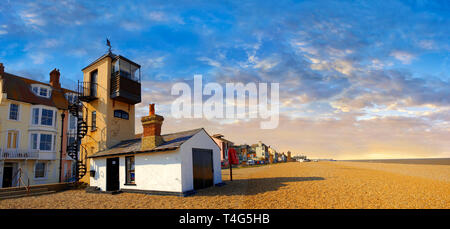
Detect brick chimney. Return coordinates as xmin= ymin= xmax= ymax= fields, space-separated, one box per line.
xmin=141 ymin=104 xmax=164 ymax=151
xmin=49 ymin=68 xmax=61 ymax=88
xmin=0 ymin=63 xmax=4 ymax=74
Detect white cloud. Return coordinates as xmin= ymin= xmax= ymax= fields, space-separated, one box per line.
xmin=390 ymin=51 xmax=415 ymax=64
xmin=147 ymin=11 xmax=184 ymax=24
xmin=29 ymin=52 xmax=48 ymax=65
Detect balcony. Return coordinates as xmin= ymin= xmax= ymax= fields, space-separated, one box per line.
xmin=78 ymin=81 xmax=98 ymax=102
xmin=0 ymin=149 xmax=55 ymax=160
xmin=110 ymin=71 xmax=141 ymax=105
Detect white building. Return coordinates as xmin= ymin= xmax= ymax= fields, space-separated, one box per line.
xmin=88 ymin=104 xmax=222 ymax=196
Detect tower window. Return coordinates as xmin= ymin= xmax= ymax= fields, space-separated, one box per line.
xmin=114 ymin=110 xmax=129 ymax=120
xmin=91 ymin=111 xmax=96 ymax=131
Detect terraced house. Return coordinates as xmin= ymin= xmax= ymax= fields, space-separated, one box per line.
xmin=0 ymin=63 xmax=77 ymax=188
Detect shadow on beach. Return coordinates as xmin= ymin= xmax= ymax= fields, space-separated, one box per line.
xmin=195 ymin=177 xmax=325 ymax=196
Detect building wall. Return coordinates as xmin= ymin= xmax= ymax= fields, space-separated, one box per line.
xmin=90 ymin=150 xmax=182 ymax=193
xmin=0 ymin=99 xmax=62 ymax=187
xmin=255 ymin=142 xmax=268 ymax=160
xmin=81 ymin=57 xmax=136 ymax=184
xmin=180 ymin=130 xmax=222 ymax=192
xmin=89 ymin=157 xmax=106 ymax=191
xmin=89 ymin=130 xmax=221 ymax=193
xmin=60 ymin=110 xmax=74 ymax=182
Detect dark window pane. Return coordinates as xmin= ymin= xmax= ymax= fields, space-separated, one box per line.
xmin=91 ymin=111 xmax=96 ymax=130
xmin=41 ymin=109 xmax=53 ymax=126
xmin=126 ymin=156 xmax=135 ymax=184
xmin=40 ymin=134 xmax=52 ymax=151
xmin=35 ymin=163 xmax=46 ymax=178
xmin=9 ymin=104 xmax=19 ymax=120
xmin=114 ymin=110 xmax=121 ymax=118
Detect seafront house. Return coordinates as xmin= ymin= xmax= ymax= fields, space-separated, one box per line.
xmin=268 ymin=146 xmax=278 ymax=163
xmin=253 ymin=141 xmax=269 ymax=162
xmin=88 ymin=104 xmax=222 ymax=195
xmin=212 ymin=134 xmax=234 ymax=168
xmin=0 ymin=63 xmax=76 ymax=187
xmin=233 ymin=144 xmax=251 ymax=164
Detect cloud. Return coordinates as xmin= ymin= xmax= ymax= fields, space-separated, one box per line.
xmin=390 ymin=50 xmax=416 ymax=64
xmin=2 ymin=0 xmax=450 ymax=159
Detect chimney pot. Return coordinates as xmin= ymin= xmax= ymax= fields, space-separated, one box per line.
xmin=149 ymin=103 xmax=155 ymax=115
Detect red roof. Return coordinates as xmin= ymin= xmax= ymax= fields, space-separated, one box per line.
xmin=1 ymin=71 xmax=75 ymax=110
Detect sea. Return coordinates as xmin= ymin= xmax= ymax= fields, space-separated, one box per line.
xmin=341 ymin=158 xmax=450 ymax=166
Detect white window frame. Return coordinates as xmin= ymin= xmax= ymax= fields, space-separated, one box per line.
xmin=30 ymin=133 xmax=39 ymax=150
xmin=8 ymin=103 xmax=20 ymax=121
xmin=65 ymin=93 xmax=78 ymax=104
xmin=34 ymin=161 xmax=47 ymax=180
xmin=28 ymin=132 xmax=56 ymax=152
xmin=31 ymin=84 xmax=52 ymax=99
xmin=30 ymin=105 xmax=57 ymax=129
xmin=39 ymin=133 xmax=54 ymax=152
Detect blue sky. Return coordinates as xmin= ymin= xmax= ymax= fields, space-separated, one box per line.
xmin=1 ymin=0 xmax=449 ymax=159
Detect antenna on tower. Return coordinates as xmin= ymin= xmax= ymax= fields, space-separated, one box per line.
xmin=106 ymin=38 xmax=112 ymax=53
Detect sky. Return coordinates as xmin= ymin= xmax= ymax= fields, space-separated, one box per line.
xmin=1 ymin=0 xmax=449 ymax=159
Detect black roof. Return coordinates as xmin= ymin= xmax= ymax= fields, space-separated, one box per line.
xmin=88 ymin=128 xmax=205 ymax=158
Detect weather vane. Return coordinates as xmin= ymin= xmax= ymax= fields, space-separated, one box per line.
xmin=106 ymin=38 xmax=112 ymax=53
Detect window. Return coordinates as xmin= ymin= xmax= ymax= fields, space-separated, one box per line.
xmin=7 ymin=131 xmax=19 ymax=149
xmin=31 ymin=85 xmax=52 ymax=98
xmin=91 ymin=111 xmax=96 ymax=131
xmin=31 ymin=107 xmax=56 ymax=127
xmin=41 ymin=109 xmax=54 ymax=126
xmin=125 ymin=156 xmax=135 ymax=184
xmin=69 ymin=114 xmax=76 ymax=130
xmin=90 ymin=70 xmax=98 ymax=97
xmin=30 ymin=133 xmax=38 ymax=150
xmin=32 ymin=108 xmax=39 ymax=125
xmin=35 ymin=162 xmax=46 ymax=178
xmin=40 ymin=134 xmax=52 ymax=151
xmin=68 ymin=136 xmax=76 ymax=146
xmin=39 ymin=88 xmax=48 ymax=97
xmin=114 ymin=110 xmax=129 ymax=120
xmin=9 ymin=104 xmax=19 ymax=120
xmin=66 ymin=93 xmax=78 ymax=104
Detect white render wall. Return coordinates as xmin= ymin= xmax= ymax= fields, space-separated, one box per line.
xmin=119 ymin=150 xmax=183 ymax=192
xmin=90 ymin=150 xmax=182 ymax=192
xmin=90 ymin=157 xmax=107 ymax=191
xmin=180 ymin=129 xmax=222 ymax=192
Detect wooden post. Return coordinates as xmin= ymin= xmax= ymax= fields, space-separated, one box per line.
xmin=228 ymin=149 xmax=233 ymax=181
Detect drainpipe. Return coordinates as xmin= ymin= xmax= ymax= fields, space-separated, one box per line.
xmin=59 ymin=112 xmax=65 ymax=183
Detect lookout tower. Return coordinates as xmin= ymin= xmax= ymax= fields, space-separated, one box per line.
xmin=77 ymin=50 xmax=141 ymax=183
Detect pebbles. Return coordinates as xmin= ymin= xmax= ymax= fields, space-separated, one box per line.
xmin=0 ymin=162 xmax=448 ymax=209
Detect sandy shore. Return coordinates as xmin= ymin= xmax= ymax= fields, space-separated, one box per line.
xmin=0 ymin=161 xmax=449 ymax=209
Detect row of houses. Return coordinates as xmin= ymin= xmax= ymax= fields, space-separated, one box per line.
xmin=0 ymin=48 xmax=300 ymax=196
xmin=212 ymin=134 xmax=295 ymax=168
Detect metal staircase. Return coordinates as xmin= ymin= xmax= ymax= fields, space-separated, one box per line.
xmin=66 ymin=93 xmax=89 ymax=181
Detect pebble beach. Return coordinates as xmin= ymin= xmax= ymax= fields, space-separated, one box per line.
xmin=1 ymin=161 xmax=449 ymax=209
